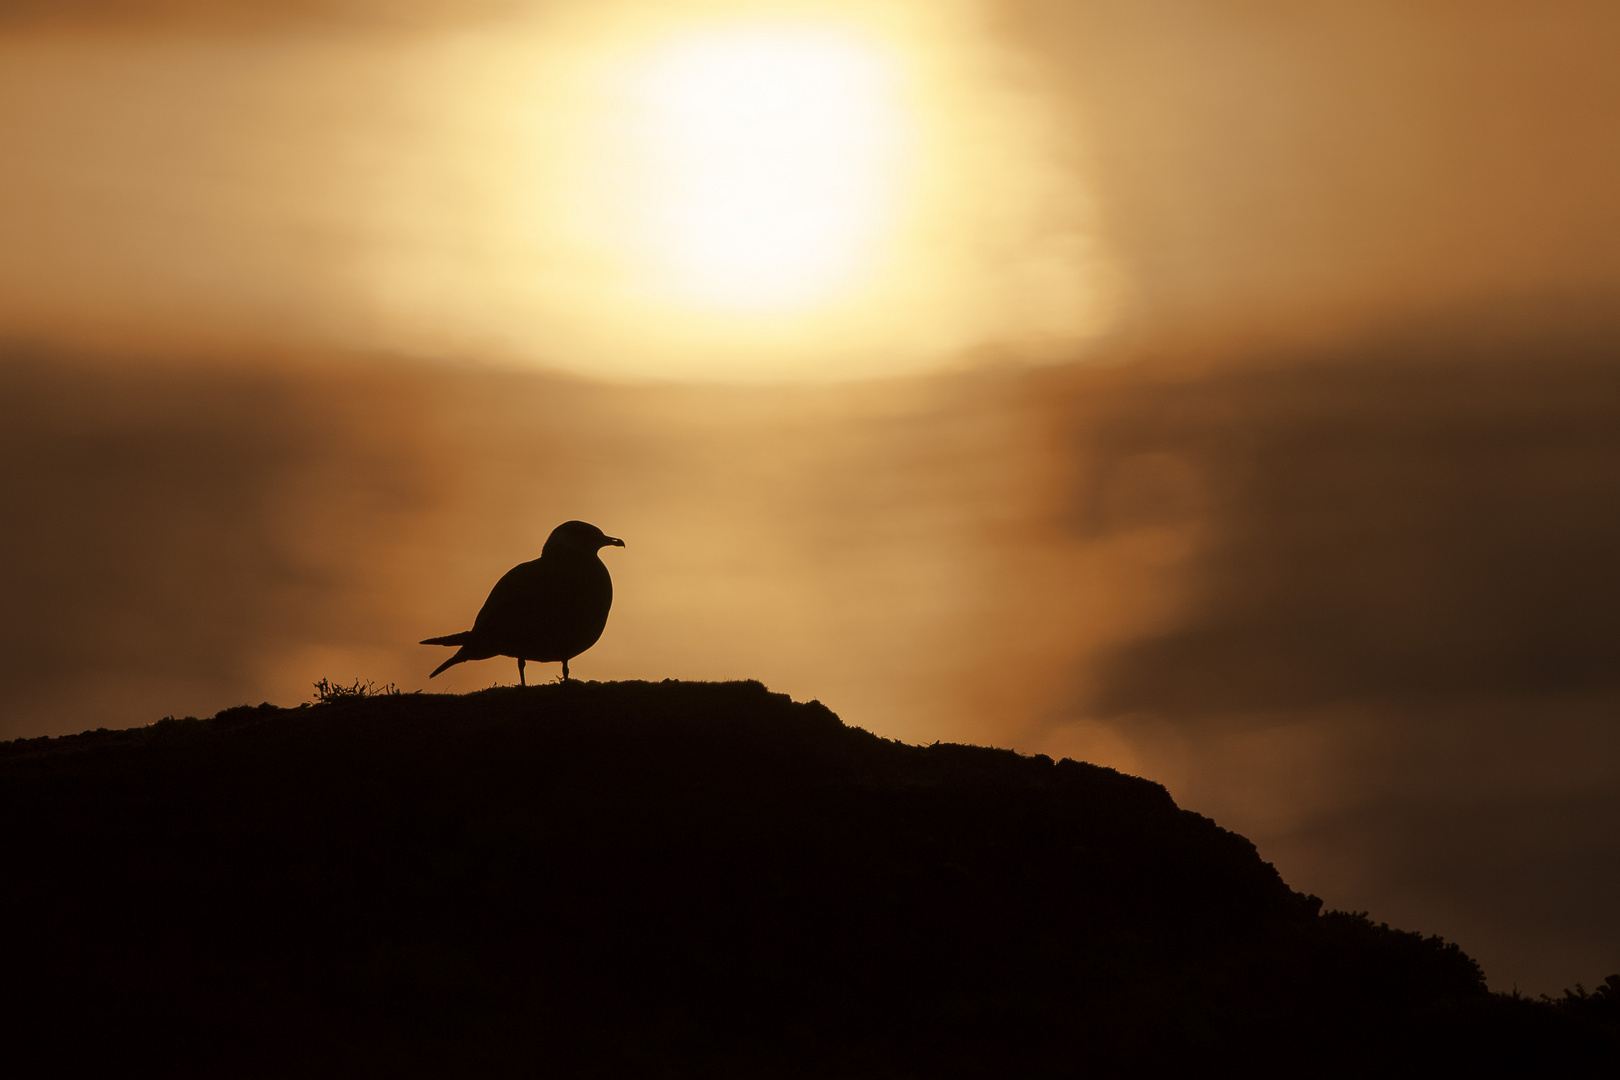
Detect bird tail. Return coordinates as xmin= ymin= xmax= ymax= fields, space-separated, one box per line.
xmin=420 ymin=631 xmax=472 ymax=647
xmin=428 ymin=647 xmax=472 ymax=679
xmin=422 ymin=630 xmax=475 ymax=679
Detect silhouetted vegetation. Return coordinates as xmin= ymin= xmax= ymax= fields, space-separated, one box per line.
xmin=1550 ymin=975 xmax=1620 ymax=1032
xmin=2 ymin=681 xmax=1613 ymax=1077
xmin=312 ymin=676 xmax=403 ymax=703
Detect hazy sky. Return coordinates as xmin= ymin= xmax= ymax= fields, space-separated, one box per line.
xmin=3 ymin=0 xmax=1618 ymax=995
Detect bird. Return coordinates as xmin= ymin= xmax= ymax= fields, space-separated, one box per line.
xmin=420 ymin=520 xmax=624 ymax=685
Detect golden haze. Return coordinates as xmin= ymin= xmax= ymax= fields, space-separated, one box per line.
xmin=0 ymin=0 xmax=1108 ymax=381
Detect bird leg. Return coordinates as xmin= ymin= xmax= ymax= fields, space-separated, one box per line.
xmin=518 ymin=657 xmax=526 ymax=687
xmin=561 ymin=659 xmax=570 ymax=682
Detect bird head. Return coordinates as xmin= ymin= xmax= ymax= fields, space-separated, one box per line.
xmin=544 ymin=520 xmax=625 ymax=556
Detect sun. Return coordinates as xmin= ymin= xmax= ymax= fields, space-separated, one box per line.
xmin=605 ymin=23 xmax=908 ymax=313
xmin=348 ymin=2 xmax=1110 ymax=381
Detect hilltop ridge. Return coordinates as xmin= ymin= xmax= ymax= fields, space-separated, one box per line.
xmin=3 ymin=680 xmax=1614 ymax=1076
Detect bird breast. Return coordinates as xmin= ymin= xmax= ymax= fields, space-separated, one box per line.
xmin=471 ymin=551 xmax=613 ymax=662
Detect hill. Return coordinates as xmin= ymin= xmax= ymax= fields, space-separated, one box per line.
xmin=2 ymin=680 xmax=1614 ymax=1076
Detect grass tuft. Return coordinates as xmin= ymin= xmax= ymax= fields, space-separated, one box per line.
xmin=311 ymin=677 xmax=401 ymax=704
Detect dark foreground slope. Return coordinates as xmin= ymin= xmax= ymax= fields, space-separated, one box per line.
xmin=3 ymin=681 xmax=1614 ymax=1077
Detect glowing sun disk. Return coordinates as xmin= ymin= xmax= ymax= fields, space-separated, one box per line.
xmin=621 ymin=26 xmax=906 ymax=311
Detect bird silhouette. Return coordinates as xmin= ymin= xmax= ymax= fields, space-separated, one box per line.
xmin=421 ymin=520 xmax=624 ymax=685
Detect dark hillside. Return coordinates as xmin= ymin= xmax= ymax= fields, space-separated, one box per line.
xmin=2 ymin=681 xmax=1613 ymax=1076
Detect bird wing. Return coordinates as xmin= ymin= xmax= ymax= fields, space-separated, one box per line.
xmin=470 ymin=558 xmax=558 ymax=637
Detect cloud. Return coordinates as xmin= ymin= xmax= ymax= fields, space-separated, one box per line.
xmin=0 ymin=0 xmax=523 ymax=32
xmin=1039 ymin=299 xmax=1620 ymax=993
xmin=1070 ymin=302 xmax=1620 ymax=718
xmin=0 ymin=346 xmax=435 ymax=734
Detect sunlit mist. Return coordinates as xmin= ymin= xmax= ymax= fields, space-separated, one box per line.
xmin=0 ymin=1 xmax=1109 ymax=381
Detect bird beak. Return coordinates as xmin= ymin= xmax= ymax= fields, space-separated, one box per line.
xmin=605 ymin=536 xmax=625 ymax=548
